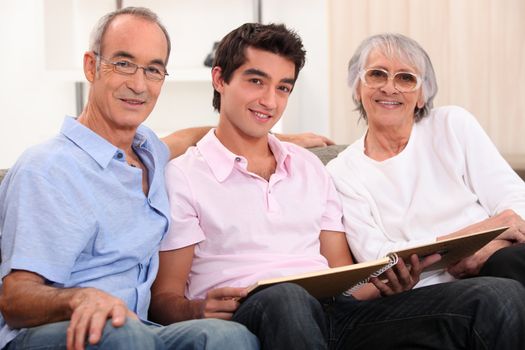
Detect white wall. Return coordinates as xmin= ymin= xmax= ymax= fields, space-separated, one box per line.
xmin=0 ymin=0 xmax=329 ymax=169
xmin=0 ymin=0 xmax=75 ymax=168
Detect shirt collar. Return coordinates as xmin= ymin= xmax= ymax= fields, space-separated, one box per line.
xmin=196 ymin=129 xmax=292 ymax=182
xmin=60 ymin=116 xmax=150 ymax=169
xmin=267 ymin=133 xmax=293 ymax=177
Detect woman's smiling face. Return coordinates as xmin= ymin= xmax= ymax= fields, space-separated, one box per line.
xmin=357 ymin=49 xmax=425 ymax=129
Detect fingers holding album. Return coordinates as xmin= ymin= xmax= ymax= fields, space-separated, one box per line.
xmin=370 ymin=253 xmax=441 ymax=297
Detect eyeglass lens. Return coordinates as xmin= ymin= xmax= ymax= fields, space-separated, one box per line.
xmin=364 ymin=69 xmax=418 ymax=92
xmin=114 ymin=62 xmax=165 ymax=81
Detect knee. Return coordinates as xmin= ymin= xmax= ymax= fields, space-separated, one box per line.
xmin=254 ymin=283 xmax=318 ymax=311
xmin=99 ymin=318 xmax=163 ymax=349
xmin=190 ymin=319 xmax=259 ymax=349
xmin=480 ymin=244 xmax=525 ymax=284
xmin=472 ymin=277 xmax=525 ymax=316
xmin=239 ymin=283 xmax=323 ymax=323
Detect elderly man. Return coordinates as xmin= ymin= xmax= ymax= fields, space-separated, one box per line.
xmin=0 ymin=7 xmax=259 ymax=350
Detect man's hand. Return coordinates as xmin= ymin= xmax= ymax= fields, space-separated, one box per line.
xmin=67 ymin=288 xmax=137 ymax=350
xmin=201 ymin=287 xmax=247 ymax=320
xmin=370 ymin=253 xmax=441 ymax=296
xmin=275 ymin=132 xmax=335 ymax=148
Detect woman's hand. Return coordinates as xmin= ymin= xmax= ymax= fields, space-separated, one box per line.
xmin=370 ymin=253 xmax=441 ymax=297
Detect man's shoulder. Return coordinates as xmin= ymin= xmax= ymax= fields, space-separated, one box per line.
xmin=3 ymin=134 xmax=96 ymax=192
xmin=12 ymin=136 xmax=74 ymax=174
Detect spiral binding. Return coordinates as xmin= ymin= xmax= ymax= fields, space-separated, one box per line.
xmin=342 ymin=252 xmax=399 ymax=296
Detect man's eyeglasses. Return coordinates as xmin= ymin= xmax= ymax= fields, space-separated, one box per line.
xmin=94 ymin=52 xmax=169 ymax=81
xmin=359 ymin=68 xmax=421 ymax=92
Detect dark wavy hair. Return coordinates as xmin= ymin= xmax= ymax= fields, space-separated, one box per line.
xmin=212 ymin=23 xmax=306 ymax=111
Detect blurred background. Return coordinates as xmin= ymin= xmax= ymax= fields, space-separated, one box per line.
xmin=0 ymin=0 xmax=523 ymax=169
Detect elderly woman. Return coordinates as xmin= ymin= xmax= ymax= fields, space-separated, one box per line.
xmin=327 ymin=33 xmax=525 ymax=287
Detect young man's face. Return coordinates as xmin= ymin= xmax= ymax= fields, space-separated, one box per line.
xmin=86 ymin=14 xmax=168 ymax=130
xmin=214 ymin=47 xmax=296 ymax=141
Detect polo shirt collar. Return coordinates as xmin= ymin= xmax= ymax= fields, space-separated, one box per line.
xmin=267 ymin=133 xmax=293 ymax=177
xmin=196 ymin=129 xmax=292 ymax=182
xmin=60 ymin=116 xmax=150 ymax=169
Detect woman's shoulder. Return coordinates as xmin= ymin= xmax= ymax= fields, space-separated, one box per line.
xmin=423 ymin=105 xmax=480 ymax=132
xmin=427 ymin=105 xmax=476 ymax=123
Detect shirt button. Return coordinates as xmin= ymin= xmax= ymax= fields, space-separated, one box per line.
xmin=235 ymin=157 xmax=241 ymax=162
xmin=116 ymin=152 xmax=123 ymax=159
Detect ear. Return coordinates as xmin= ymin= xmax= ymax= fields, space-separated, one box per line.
xmin=355 ymin=83 xmax=362 ymax=102
xmin=211 ymin=66 xmax=225 ymax=93
xmin=417 ymin=92 xmax=425 ymax=109
xmin=83 ymin=51 xmax=97 ymax=83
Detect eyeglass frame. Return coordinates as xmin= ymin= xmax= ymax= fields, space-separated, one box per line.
xmin=93 ymin=52 xmax=169 ymax=81
xmin=359 ymin=67 xmax=422 ymax=92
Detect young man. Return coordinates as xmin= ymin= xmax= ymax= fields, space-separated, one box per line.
xmin=150 ymin=23 xmax=525 ymax=349
xmin=0 ymin=7 xmax=258 ymax=350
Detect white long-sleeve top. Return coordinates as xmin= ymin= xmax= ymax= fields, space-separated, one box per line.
xmin=327 ymin=105 xmax=525 ymax=286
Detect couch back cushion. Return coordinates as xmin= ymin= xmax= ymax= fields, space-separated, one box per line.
xmin=0 ymin=169 xmax=7 ymax=186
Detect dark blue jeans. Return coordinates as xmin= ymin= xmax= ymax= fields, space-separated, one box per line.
xmin=479 ymin=243 xmax=525 ymax=286
xmin=233 ymin=277 xmax=525 ymax=349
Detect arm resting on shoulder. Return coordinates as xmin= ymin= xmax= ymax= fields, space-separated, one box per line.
xmin=274 ymin=132 xmax=335 ymax=148
xmin=161 ymin=126 xmax=335 ymax=160
xmin=162 ymin=127 xmax=212 ymax=160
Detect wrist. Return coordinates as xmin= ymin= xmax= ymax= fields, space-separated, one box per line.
xmin=193 ymin=299 xmax=207 ymax=319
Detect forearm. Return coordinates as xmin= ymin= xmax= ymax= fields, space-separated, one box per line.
xmin=149 ymin=292 xmax=205 ymax=325
xmin=161 ymin=127 xmax=212 ymax=159
xmin=438 ymin=210 xmax=522 ymax=242
xmin=0 ymin=273 xmax=80 ymax=328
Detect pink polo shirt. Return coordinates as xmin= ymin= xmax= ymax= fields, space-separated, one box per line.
xmin=161 ymin=129 xmax=344 ymax=300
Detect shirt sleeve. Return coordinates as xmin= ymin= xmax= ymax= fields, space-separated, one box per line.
xmin=320 ymin=172 xmax=345 ymax=232
xmin=161 ymin=160 xmax=205 ymax=251
xmin=327 ymin=156 xmax=435 ymax=262
xmin=1 ymin=169 xmax=95 ymax=284
xmin=453 ymin=107 xmax=525 ymax=218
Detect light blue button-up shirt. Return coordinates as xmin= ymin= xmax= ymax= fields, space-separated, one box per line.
xmin=0 ymin=117 xmax=170 ymax=347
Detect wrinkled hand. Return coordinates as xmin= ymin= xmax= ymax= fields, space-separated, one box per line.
xmin=201 ymin=287 xmax=247 ymax=320
xmin=447 ymin=239 xmax=512 ymax=279
xmin=370 ymin=253 xmax=441 ymax=297
xmin=276 ymin=132 xmax=335 ymax=148
xmin=67 ymin=288 xmax=137 ymax=350
xmin=486 ymin=210 xmax=525 ymax=243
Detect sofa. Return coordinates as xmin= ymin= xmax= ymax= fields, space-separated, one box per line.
xmin=0 ymin=143 xmax=523 ymax=188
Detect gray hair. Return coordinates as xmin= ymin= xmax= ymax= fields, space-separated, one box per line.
xmin=89 ymin=7 xmax=171 ymax=65
xmin=347 ymin=33 xmax=438 ymax=122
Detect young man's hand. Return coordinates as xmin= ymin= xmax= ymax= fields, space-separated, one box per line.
xmin=201 ymin=287 xmax=247 ymax=320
